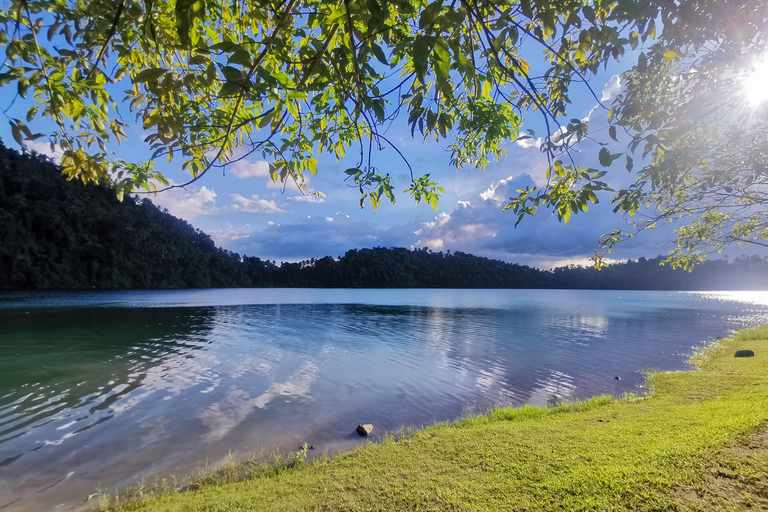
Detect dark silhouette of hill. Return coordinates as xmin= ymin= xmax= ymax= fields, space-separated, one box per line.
xmin=2 ymin=142 xmax=767 ymax=290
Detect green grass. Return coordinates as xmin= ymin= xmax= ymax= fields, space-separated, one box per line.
xmin=108 ymin=326 xmax=768 ymax=511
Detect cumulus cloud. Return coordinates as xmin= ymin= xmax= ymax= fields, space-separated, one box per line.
xmin=146 ymin=182 xmax=219 ymax=220
xmin=479 ymin=176 xmax=516 ymax=205
xmin=230 ymin=194 xmax=285 ymax=214
xmin=208 ymin=230 xmax=252 ymax=247
xmin=601 ymin=75 xmax=623 ymax=102
xmin=230 ymin=160 xmax=270 ymax=179
xmin=407 ymin=174 xmax=684 ymax=267
xmin=515 ymin=136 xmax=543 ymax=149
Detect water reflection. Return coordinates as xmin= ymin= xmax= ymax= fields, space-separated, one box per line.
xmin=0 ymin=307 xmax=218 ymax=510
xmin=198 ymin=362 xmax=318 ymax=442
xmin=1 ymin=290 xmax=768 ymax=511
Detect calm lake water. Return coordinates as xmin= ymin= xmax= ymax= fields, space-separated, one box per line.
xmin=2 ymin=288 xmax=768 ymax=511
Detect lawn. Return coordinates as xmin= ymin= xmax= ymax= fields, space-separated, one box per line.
xmin=108 ymin=326 xmax=768 ymax=511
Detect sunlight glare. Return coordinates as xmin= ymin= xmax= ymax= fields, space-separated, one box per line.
xmin=744 ymin=57 xmax=768 ymax=108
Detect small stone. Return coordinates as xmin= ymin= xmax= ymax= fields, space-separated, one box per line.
xmin=356 ymin=424 xmax=373 ymax=436
xmin=614 ymin=376 xmax=620 ymax=380
xmin=735 ymin=349 xmax=755 ymax=358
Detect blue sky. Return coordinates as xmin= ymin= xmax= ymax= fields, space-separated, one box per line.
xmin=5 ymin=55 xmax=764 ymax=269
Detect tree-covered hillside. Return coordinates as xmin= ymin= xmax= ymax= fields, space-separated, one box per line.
xmin=2 ymin=143 xmax=767 ymax=291
xmin=0 ymin=143 xmax=553 ymax=289
xmin=0 ymin=142 xmax=247 ymax=289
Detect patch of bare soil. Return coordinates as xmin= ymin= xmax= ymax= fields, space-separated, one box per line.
xmin=677 ymin=429 xmax=768 ymax=511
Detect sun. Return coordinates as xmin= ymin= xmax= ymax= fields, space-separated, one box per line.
xmin=743 ymin=56 xmax=768 ymax=108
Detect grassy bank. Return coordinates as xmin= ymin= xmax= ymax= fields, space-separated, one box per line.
xmin=109 ymin=326 xmax=768 ymax=511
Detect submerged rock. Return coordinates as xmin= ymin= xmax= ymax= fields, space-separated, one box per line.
xmin=735 ymin=349 xmax=755 ymax=358
xmin=356 ymin=424 xmax=373 ymax=436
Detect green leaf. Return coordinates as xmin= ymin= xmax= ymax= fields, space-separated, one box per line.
xmin=598 ymin=148 xmax=622 ymax=167
xmin=432 ymin=41 xmax=452 ymax=99
xmin=26 ymin=105 xmax=39 ymax=122
xmin=629 ymin=31 xmax=638 ymax=50
xmin=419 ymin=1 xmax=443 ymax=29
xmin=133 ymin=68 xmax=167 ymax=83
xmin=369 ymin=43 xmax=388 ymax=66
xmin=10 ymin=122 xmax=22 ymax=146
xmin=228 ymin=49 xmax=251 ymax=66
xmin=221 ymin=66 xmax=243 ymax=82
xmin=413 ymin=35 xmax=432 ymax=84
xmin=258 ymin=109 xmax=276 ymax=128
xmin=272 ymin=71 xmax=291 ymax=86
xmin=218 ymin=81 xmax=242 ymax=97
xmin=637 ymin=53 xmax=647 ymax=73
xmin=599 ymin=148 xmax=612 ymax=167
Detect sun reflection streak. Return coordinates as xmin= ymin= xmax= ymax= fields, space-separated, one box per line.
xmin=743 ymin=55 xmax=768 ymax=108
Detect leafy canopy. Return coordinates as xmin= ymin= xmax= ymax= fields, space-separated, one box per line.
xmin=0 ymin=0 xmax=634 ymax=205
xmin=1 ymin=0 xmax=765 ymax=265
xmin=508 ymin=0 xmax=768 ymax=268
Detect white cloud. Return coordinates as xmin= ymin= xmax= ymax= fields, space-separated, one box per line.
xmin=413 ymin=208 xmax=498 ymax=251
xmin=230 ymin=193 xmax=285 ymax=214
xmin=146 ymin=182 xmax=219 ymax=220
xmin=480 ymin=176 xmax=516 ymax=205
xmin=288 ymin=193 xmax=325 ymax=203
xmin=515 ymin=136 xmax=543 ymax=149
xmin=24 ymin=141 xmax=63 ymax=164
xmin=601 ymin=75 xmax=623 ymax=102
xmin=230 ymin=160 xmax=270 ymax=179
xmin=414 ymin=212 xmax=451 ymax=236
xmin=208 ymin=230 xmax=252 ymax=247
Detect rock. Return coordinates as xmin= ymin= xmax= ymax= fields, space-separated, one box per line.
xmin=614 ymin=376 xmax=621 ymax=380
xmin=735 ymin=349 xmax=755 ymax=358
xmin=356 ymin=424 xmax=373 ymax=436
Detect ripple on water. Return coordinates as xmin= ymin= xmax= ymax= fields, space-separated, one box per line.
xmin=1 ymin=290 xmax=768 ymax=512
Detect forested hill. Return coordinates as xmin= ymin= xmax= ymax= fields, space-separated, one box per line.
xmin=2 ymin=143 xmax=768 ymax=290
xmin=0 ymin=143 xmax=247 ymax=289
xmin=0 ymin=143 xmax=548 ymax=289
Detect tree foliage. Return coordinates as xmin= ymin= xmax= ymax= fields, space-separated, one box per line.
xmin=0 ymin=0 xmax=766 ymax=265
xmin=0 ymin=0 xmax=640 ymax=209
xmin=510 ymin=0 xmax=768 ymax=267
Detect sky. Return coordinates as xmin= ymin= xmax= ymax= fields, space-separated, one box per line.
xmin=5 ymin=44 xmax=765 ymax=270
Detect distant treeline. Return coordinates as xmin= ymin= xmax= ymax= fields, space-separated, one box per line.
xmin=2 ymin=143 xmax=767 ymax=290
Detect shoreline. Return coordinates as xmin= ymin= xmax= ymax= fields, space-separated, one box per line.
xmin=97 ymin=326 xmax=768 ymax=511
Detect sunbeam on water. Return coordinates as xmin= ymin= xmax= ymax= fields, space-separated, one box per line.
xmin=1 ymin=289 xmax=768 ymax=512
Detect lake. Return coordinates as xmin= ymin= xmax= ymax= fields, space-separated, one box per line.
xmin=2 ymin=288 xmax=768 ymax=511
